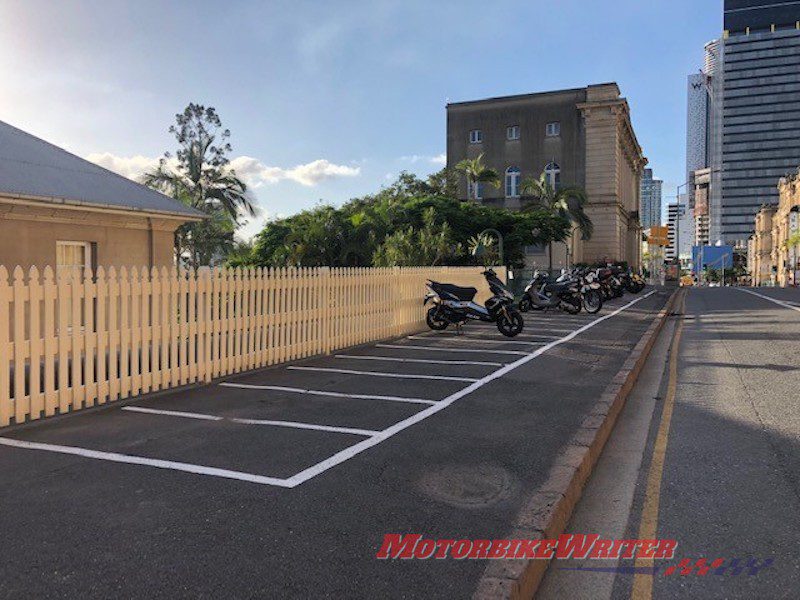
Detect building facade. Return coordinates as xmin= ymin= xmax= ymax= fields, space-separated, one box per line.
xmin=750 ymin=205 xmax=776 ymax=285
xmin=0 ymin=120 xmax=203 ymax=273
xmin=720 ymin=1 xmax=800 ymax=245
xmin=686 ymin=40 xmax=724 ymax=245
xmin=640 ymin=168 xmax=663 ymax=229
xmin=446 ymin=83 xmax=647 ymax=269
xmin=665 ymin=201 xmax=694 ymax=262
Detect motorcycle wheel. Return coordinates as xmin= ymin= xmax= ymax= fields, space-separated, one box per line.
xmin=496 ymin=308 xmax=524 ymax=337
xmin=583 ymin=289 xmax=603 ymax=314
xmin=561 ymin=296 xmax=582 ymax=314
xmin=518 ymin=296 xmax=532 ymax=313
xmin=613 ymin=285 xmax=625 ymax=299
xmin=625 ymin=282 xmax=639 ymax=294
xmin=425 ymin=307 xmax=449 ymax=330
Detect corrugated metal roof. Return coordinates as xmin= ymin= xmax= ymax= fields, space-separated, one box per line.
xmin=0 ymin=120 xmax=204 ymax=219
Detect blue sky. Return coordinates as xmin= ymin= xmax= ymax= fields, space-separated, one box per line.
xmin=0 ymin=0 xmax=721 ymax=237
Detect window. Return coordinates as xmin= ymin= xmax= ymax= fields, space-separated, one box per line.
xmin=506 ymin=125 xmax=520 ymax=140
xmin=545 ymin=162 xmax=561 ymax=189
xmin=546 ymin=122 xmax=561 ymax=137
xmin=505 ymin=167 xmax=521 ymax=198
xmin=467 ymin=180 xmax=483 ymax=200
xmin=469 ymin=129 xmax=482 ymax=144
xmin=56 ymin=241 xmax=92 ymax=280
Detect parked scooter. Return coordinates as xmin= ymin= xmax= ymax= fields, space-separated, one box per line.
xmin=517 ymin=270 xmax=584 ymax=315
xmin=424 ymin=269 xmax=524 ymax=337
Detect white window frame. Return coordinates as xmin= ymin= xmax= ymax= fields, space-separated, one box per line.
xmin=56 ymin=241 xmax=92 ymax=279
xmin=469 ymin=129 xmax=482 ymax=144
xmin=545 ymin=122 xmax=561 ymax=137
xmin=506 ymin=125 xmax=520 ymax=140
xmin=505 ymin=167 xmax=521 ymax=198
xmin=544 ymin=162 xmax=561 ymax=189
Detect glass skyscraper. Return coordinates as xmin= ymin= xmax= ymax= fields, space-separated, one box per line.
xmin=640 ymin=168 xmax=663 ymax=229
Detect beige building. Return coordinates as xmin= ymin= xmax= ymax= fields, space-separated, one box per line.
xmin=446 ymin=83 xmax=647 ymax=269
xmin=750 ymin=205 xmax=776 ymax=286
xmin=749 ymin=171 xmax=800 ymax=287
xmin=772 ymin=174 xmax=800 ymax=287
xmin=0 ymin=120 xmax=203 ymax=274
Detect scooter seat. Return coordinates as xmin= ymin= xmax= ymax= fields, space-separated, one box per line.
xmin=430 ymin=281 xmax=478 ymax=301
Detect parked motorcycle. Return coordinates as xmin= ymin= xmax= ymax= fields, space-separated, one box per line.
xmin=517 ymin=270 xmax=584 ymax=315
xmin=424 ymin=269 xmax=524 ymax=337
xmin=596 ymin=267 xmax=625 ymax=300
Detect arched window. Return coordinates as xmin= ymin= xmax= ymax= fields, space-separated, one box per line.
xmin=545 ymin=162 xmax=561 ymax=189
xmin=505 ymin=167 xmax=521 ymax=198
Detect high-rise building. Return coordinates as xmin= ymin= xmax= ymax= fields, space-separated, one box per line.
xmin=720 ymin=0 xmax=800 ymax=245
xmin=666 ymin=200 xmax=694 ymax=262
xmin=446 ymin=83 xmax=648 ymax=268
xmin=686 ymin=40 xmax=723 ymax=245
xmin=640 ymin=168 xmax=663 ymax=228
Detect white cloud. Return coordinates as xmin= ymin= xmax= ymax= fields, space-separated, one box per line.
xmin=399 ymin=153 xmax=446 ymax=166
xmin=230 ymin=156 xmax=360 ymax=187
xmin=84 ymin=152 xmax=164 ymax=180
xmin=85 ymin=153 xmax=360 ymax=188
xmin=430 ymin=153 xmax=446 ymax=166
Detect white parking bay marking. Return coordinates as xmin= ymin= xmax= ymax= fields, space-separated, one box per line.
xmin=283 ymin=290 xmax=656 ymax=488
xmin=334 ymin=355 xmax=503 ymax=367
xmin=407 ymin=335 xmax=550 ymax=346
xmin=124 ymin=405 xmax=378 ymax=436
xmin=286 ymin=366 xmax=479 ymax=383
xmin=218 ymin=382 xmax=437 ymax=405
xmin=0 ymin=437 xmax=294 ymax=487
xmin=122 ymin=406 xmax=223 ymax=421
xmin=229 ymin=418 xmax=378 ymax=436
xmin=376 ymin=344 xmax=528 ymax=356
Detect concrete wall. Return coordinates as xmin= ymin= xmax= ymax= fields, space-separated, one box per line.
xmin=0 ymin=199 xmax=181 ymax=271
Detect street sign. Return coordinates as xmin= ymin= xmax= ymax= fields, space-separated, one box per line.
xmin=647 ymin=226 xmax=669 ymax=247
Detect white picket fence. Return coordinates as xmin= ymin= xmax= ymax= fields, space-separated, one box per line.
xmin=0 ymin=265 xmax=502 ymax=426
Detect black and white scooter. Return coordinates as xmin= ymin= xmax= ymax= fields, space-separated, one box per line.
xmin=424 ymin=269 xmax=524 ymax=337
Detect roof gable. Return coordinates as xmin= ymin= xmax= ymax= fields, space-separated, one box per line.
xmin=0 ymin=120 xmax=204 ymax=219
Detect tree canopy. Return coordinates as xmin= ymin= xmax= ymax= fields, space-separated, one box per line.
xmin=241 ymin=170 xmax=570 ymax=268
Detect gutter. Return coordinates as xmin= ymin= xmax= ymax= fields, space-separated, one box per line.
xmin=0 ymin=192 xmax=206 ymax=222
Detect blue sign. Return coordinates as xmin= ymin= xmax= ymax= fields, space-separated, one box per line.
xmin=692 ymin=246 xmax=733 ymax=274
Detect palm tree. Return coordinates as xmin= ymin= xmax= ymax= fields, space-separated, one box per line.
xmin=521 ymin=171 xmax=593 ymax=272
xmin=141 ymin=104 xmax=256 ymax=267
xmin=455 ymin=153 xmax=500 ymax=201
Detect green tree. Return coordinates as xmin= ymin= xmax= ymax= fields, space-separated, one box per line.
xmin=248 ymin=173 xmax=569 ymax=269
xmin=455 ymin=153 xmax=500 ymax=200
xmin=141 ymin=103 xmax=256 ymax=267
xmin=521 ymin=171 xmax=593 ymax=271
xmin=372 ymin=207 xmax=461 ymax=266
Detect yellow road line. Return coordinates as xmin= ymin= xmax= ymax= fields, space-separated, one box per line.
xmin=631 ymin=290 xmax=686 ymax=600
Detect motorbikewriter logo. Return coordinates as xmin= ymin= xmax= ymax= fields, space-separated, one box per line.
xmin=376 ymin=534 xmax=676 ymax=561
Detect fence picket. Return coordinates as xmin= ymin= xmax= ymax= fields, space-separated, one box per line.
xmin=0 ymin=265 xmax=499 ymax=425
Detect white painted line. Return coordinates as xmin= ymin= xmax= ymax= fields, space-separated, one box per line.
xmin=125 ymin=405 xmax=378 ymax=436
xmin=286 ymin=366 xmax=479 ymax=383
xmin=335 ymin=355 xmax=503 ymax=367
xmin=407 ymin=335 xmax=550 ymax=346
xmin=737 ymin=288 xmax=800 ymax=313
xmin=122 ymin=406 xmax=223 ymax=421
xmin=219 ymin=382 xmax=436 ymax=405
xmin=376 ymin=344 xmax=528 ymax=356
xmin=0 ymin=436 xmax=293 ymax=487
xmin=229 ymin=418 xmax=378 ymax=436
xmin=283 ymin=290 xmax=657 ymax=488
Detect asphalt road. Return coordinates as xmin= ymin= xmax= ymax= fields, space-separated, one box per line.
xmin=0 ymin=289 xmax=667 ymax=599
xmin=540 ymin=286 xmax=800 ymax=600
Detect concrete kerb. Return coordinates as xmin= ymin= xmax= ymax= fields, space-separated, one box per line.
xmin=474 ymin=287 xmax=682 ymax=600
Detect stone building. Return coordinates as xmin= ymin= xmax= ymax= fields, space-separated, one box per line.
xmin=446 ymin=83 xmax=647 ymax=269
xmin=750 ymin=205 xmax=776 ymax=286
xmin=772 ymin=174 xmax=800 ymax=287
